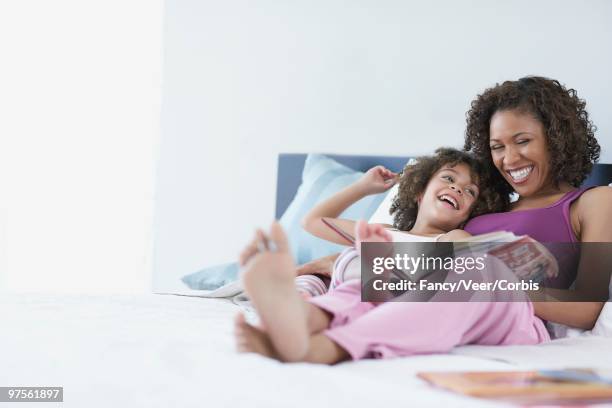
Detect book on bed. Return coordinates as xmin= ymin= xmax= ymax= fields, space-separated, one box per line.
xmin=418 ymin=369 xmax=612 ymax=404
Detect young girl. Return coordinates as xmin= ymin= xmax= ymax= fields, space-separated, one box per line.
xmin=233 ymin=148 xmax=538 ymax=364
xmin=298 ymin=148 xmax=507 ymax=291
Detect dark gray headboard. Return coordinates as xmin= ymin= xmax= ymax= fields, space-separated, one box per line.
xmin=275 ymin=153 xmax=612 ymax=219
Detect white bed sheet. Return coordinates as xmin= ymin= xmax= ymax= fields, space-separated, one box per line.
xmin=1 ymin=294 xmax=610 ymax=408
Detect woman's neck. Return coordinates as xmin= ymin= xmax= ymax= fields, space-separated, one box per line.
xmin=513 ymin=182 xmax=575 ymax=209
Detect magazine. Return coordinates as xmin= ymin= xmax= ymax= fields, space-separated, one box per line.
xmin=321 ymin=218 xmax=559 ymax=284
xmin=418 ymin=369 xmax=612 ymax=404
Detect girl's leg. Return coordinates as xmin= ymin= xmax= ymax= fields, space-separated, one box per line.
xmin=314 ymin=223 xmax=550 ymax=360
xmin=234 ymin=313 xmax=350 ymax=364
xmin=239 ymin=222 xmax=334 ymax=362
xmin=305 ymin=302 xmax=334 ymax=334
xmin=301 ymin=333 xmax=350 ymax=364
xmin=321 ymin=300 xmax=550 ymax=360
xmin=234 ymin=313 xmax=278 ymax=359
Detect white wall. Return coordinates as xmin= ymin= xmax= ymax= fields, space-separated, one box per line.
xmin=0 ymin=1 xmax=163 ymax=293
xmin=155 ymin=0 xmax=612 ymax=290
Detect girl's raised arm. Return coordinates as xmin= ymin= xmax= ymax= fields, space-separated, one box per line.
xmin=301 ymin=166 xmax=397 ymax=245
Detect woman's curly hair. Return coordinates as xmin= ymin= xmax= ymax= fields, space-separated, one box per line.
xmin=390 ymin=147 xmax=509 ymax=231
xmin=464 ymin=76 xmax=600 ymax=197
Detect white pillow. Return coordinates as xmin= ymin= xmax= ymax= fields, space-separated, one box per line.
xmin=551 ymin=263 xmax=612 ymax=338
xmin=592 ymin=304 xmax=612 ymax=336
xmin=591 ymin=278 xmax=612 ymax=336
xmin=368 ymin=183 xmax=398 ymax=225
xmin=592 ymin=183 xmax=612 ymax=336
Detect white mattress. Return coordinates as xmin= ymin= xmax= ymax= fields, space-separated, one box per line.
xmin=1 ymin=294 xmax=610 ymax=408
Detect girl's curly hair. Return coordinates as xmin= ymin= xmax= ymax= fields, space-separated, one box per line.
xmin=390 ymin=147 xmax=509 ymax=231
xmin=464 ymin=76 xmax=600 ymax=197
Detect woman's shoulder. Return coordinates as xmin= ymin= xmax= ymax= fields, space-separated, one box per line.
xmin=575 ymin=186 xmax=612 ymax=217
xmin=577 ymin=185 xmax=612 ymax=201
xmin=573 ymin=186 xmax=612 ymax=240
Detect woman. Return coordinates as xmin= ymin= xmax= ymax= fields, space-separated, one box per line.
xmin=236 ymin=77 xmax=612 ymax=364
xmin=463 ymin=76 xmax=611 ymax=330
xmin=297 ymin=76 xmax=611 ymax=331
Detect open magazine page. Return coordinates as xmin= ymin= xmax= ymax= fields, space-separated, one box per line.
xmin=417 ymin=369 xmax=612 ymax=403
xmin=322 ymin=219 xmax=559 ymax=283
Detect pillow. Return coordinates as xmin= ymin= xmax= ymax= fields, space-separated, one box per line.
xmin=592 ymin=303 xmax=612 ymax=337
xmin=278 ymin=154 xmax=388 ymax=264
xmin=591 ymin=279 xmax=612 ymax=337
xmin=181 ymin=262 xmax=239 ymax=291
xmin=181 ymin=153 xmax=388 ymax=290
xmin=368 ymin=184 xmax=398 ymax=225
xmin=589 ymin=186 xmax=612 ymax=335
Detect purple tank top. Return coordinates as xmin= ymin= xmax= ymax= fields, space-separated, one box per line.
xmin=464 ymin=188 xmax=592 ymax=288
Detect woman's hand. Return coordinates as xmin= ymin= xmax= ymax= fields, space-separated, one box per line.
xmin=518 ymin=236 xmax=559 ymax=281
xmin=489 ymin=236 xmax=559 ymax=282
xmin=295 ymin=253 xmax=339 ymax=277
xmin=356 ymin=166 xmax=398 ymax=195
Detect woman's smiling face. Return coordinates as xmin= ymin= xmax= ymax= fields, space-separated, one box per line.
xmin=489 ymin=109 xmax=552 ymax=197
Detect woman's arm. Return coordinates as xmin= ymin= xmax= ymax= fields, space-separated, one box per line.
xmin=301 ymin=166 xmax=397 ymax=245
xmin=532 ymin=301 xmax=604 ymax=330
xmin=295 ymin=253 xmax=340 ymax=277
xmin=533 ymin=187 xmax=612 ymax=329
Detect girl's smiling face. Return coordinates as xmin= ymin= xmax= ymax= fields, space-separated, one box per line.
xmin=489 ymin=109 xmax=553 ymax=197
xmin=418 ymin=162 xmax=480 ymax=231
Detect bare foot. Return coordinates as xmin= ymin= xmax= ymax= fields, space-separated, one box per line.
xmin=355 ymin=220 xmax=393 ymax=257
xmin=234 ymin=313 xmax=348 ymax=365
xmin=234 ymin=313 xmax=278 ymax=359
xmin=239 ymin=221 xmax=309 ymax=362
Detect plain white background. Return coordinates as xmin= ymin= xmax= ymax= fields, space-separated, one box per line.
xmin=155 ymin=0 xmax=612 ymax=291
xmin=0 ymin=1 xmax=163 ymax=293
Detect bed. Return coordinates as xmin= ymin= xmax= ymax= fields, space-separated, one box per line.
xmin=2 ymin=294 xmax=611 ymax=407
xmin=2 ymin=154 xmax=611 ymax=407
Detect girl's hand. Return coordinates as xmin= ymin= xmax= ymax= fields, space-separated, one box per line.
xmin=356 ymin=166 xmax=398 ymax=195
